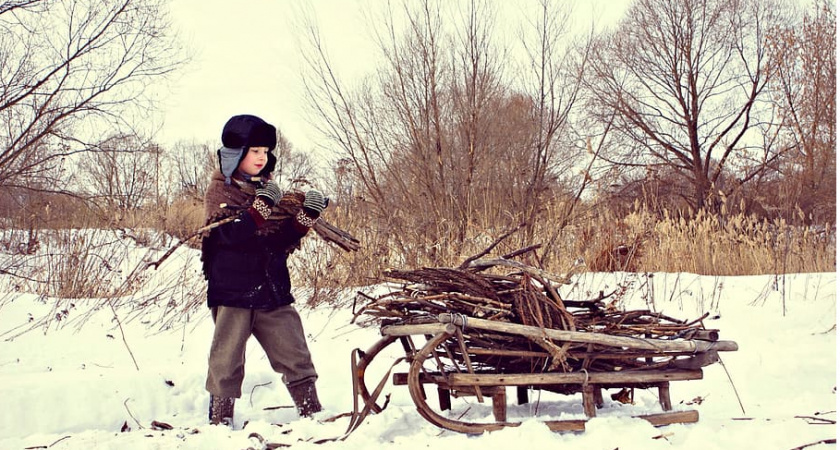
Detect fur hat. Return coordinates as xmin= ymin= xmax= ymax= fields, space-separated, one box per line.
xmin=221 ymin=114 xmax=277 ymax=150
xmin=217 ymin=114 xmax=278 ymax=183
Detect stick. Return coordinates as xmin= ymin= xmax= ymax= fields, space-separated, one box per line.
xmin=146 ymin=207 xmax=360 ymax=270
xmin=467 ymin=258 xmax=576 ymax=287
xmin=790 ymin=439 xmax=837 ymax=450
xmin=249 ymin=381 xmax=272 ymax=407
xmin=146 ymin=216 xmax=238 ymax=270
xmin=717 ymin=355 xmax=746 ymax=415
xmin=458 ymin=223 xmax=526 ymax=269
xmin=22 ymin=435 xmax=72 ymax=449
xmin=49 ymin=436 xmax=73 ymax=448
xmin=109 ymin=299 xmax=139 ymax=371
xmin=501 ymin=244 xmax=542 ymax=260
xmin=312 ymin=219 xmax=361 ymax=252
xmin=123 ymin=398 xmax=144 ymax=429
xmin=438 ymin=314 xmax=738 ymax=352
xmin=794 ymin=415 xmax=837 ymax=424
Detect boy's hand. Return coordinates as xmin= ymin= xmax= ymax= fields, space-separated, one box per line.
xmin=302 ymin=190 xmax=327 ymax=217
xmin=255 ymin=182 xmax=282 ymax=207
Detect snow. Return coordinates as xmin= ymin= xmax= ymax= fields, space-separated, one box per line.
xmin=0 ymin=233 xmax=836 ymax=450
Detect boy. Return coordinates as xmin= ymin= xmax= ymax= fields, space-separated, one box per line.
xmin=201 ymin=114 xmax=326 ymax=426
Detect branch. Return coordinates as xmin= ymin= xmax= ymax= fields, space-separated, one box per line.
xmin=458 ymin=223 xmax=526 ymax=269
xmin=109 ymin=299 xmax=139 ymax=371
xmin=0 ymin=0 xmax=44 ymax=15
xmin=123 ymin=398 xmax=144 ymax=429
xmin=790 ymin=439 xmax=837 ymax=450
xmin=145 ymin=216 xmax=237 ymax=270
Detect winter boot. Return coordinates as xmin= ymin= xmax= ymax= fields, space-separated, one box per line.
xmin=287 ymin=380 xmax=322 ymax=418
xmin=208 ymin=395 xmax=235 ymax=426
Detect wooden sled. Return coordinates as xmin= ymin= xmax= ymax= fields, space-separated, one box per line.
xmin=350 ymin=313 xmax=738 ymax=435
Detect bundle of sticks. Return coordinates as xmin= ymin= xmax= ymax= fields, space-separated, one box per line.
xmin=146 ymin=191 xmax=359 ymax=270
xmin=267 ymin=191 xmax=360 ymax=252
xmin=353 ymin=256 xmax=719 ymax=374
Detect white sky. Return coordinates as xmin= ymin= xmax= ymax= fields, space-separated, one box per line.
xmin=157 ymin=0 xmax=627 ymax=154
xmin=157 ymin=0 xmax=365 ymax=152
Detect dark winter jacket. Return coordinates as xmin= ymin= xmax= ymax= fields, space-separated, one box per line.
xmin=201 ymin=172 xmax=309 ymax=310
xmin=202 ymin=213 xmax=307 ymax=309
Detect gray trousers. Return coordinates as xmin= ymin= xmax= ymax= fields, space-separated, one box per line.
xmin=205 ymin=305 xmax=318 ymax=398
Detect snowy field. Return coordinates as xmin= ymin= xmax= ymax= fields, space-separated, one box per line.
xmin=0 ymin=231 xmax=836 ymax=450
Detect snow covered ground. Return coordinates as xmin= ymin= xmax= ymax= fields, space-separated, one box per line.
xmin=0 ymin=234 xmax=836 ymax=450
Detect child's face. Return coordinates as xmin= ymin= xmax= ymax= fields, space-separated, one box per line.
xmin=238 ymin=147 xmax=270 ymax=176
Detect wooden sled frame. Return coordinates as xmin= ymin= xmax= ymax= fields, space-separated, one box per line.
xmin=350 ymin=314 xmax=738 ymax=434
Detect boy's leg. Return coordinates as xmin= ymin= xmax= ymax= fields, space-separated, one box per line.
xmin=251 ymin=305 xmax=318 ymax=385
xmin=252 ymin=305 xmax=322 ymax=416
xmin=206 ymin=306 xmax=253 ymax=398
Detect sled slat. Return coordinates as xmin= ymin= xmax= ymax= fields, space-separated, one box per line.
xmin=447 ymin=369 xmax=703 ymax=387
xmin=543 ymin=409 xmax=699 ymax=432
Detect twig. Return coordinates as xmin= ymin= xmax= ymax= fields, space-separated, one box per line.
xmin=794 ymin=415 xmax=836 ymax=425
xmin=468 ymin=257 xmax=573 ymax=286
xmin=717 ymin=355 xmax=745 ymax=415
xmin=150 ymin=420 xmax=173 ymax=430
xmin=50 ymin=436 xmax=73 ymax=447
xmin=23 ymin=435 xmax=72 ymax=449
xmin=123 ymin=398 xmax=144 ymax=429
xmin=790 ymin=438 xmax=837 ymax=450
xmin=458 ymin=223 xmax=526 ymax=269
xmin=146 ymin=216 xmax=238 ymax=270
xmin=250 ymin=381 xmax=272 ymax=407
xmin=815 ymin=324 xmax=836 ymax=335
xmin=321 ymin=411 xmax=353 ymax=423
xmin=501 ymin=244 xmax=542 ymax=260
xmin=248 ymin=432 xmax=292 ymax=449
xmin=109 ymin=300 xmax=139 ymax=371
xmin=456 ymin=406 xmax=472 ymax=420
xmin=0 ymin=268 xmax=44 ymax=283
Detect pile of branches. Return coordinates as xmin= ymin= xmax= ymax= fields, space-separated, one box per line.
xmin=354 ymin=255 xmax=716 ymax=374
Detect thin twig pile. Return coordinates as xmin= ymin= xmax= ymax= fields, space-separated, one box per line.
xmin=354 ymin=255 xmax=717 ymax=374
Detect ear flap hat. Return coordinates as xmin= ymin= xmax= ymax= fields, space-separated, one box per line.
xmin=218 ymin=114 xmax=277 ymax=183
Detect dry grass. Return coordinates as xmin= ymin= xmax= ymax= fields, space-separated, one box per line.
xmin=0 ymin=195 xmax=833 ymax=326
xmin=0 ymin=226 xmax=207 ymax=338
xmin=154 ymin=198 xmax=205 ymax=245
xmin=624 ymin=209 xmax=834 ymax=275
xmin=310 ymin=202 xmax=835 ymax=288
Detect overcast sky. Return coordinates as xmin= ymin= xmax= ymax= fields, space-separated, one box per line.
xmin=158 ymin=0 xmax=627 ymax=156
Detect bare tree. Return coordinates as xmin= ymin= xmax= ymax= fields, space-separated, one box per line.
xmin=167 ymin=140 xmax=216 ymax=201
xmin=514 ymin=0 xmax=592 ymax=241
xmin=584 ymin=0 xmax=786 ymax=212
xmin=79 ymin=134 xmax=160 ymax=212
xmin=298 ymin=0 xmax=515 ymax=262
xmin=298 ymin=1 xmax=598 ymax=265
xmin=270 ymin=130 xmax=320 ymax=192
xmin=765 ymin=0 xmax=835 ymax=223
xmin=0 ymin=0 xmax=187 ymax=197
